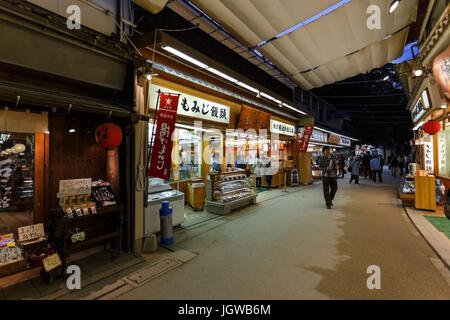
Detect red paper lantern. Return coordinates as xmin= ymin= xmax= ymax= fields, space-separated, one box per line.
xmin=95 ymin=123 xmax=122 ymax=148
xmin=423 ymin=121 xmax=441 ymax=135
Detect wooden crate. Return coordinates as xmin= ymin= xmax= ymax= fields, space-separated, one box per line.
xmin=187 ymin=183 xmax=206 ymax=210
xmin=0 ymin=257 xmax=29 ymax=278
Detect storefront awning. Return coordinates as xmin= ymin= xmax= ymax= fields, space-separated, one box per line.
xmin=189 ymin=0 xmax=419 ymax=89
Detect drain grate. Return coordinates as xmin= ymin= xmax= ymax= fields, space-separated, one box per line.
xmin=126 ymin=257 xmax=182 ymax=284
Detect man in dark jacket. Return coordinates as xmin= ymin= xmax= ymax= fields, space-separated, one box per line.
xmin=318 ymin=146 xmax=338 ymax=209
xmin=361 ymin=152 xmax=371 ymax=179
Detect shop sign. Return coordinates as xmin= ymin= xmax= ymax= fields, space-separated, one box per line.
xmin=340 ymin=137 xmax=351 ymax=147
xmin=270 ymin=119 xmax=295 ymax=136
xmin=42 ymin=253 xmax=62 ymax=273
xmin=438 ymin=131 xmax=446 ymax=175
xmin=299 ymin=125 xmax=314 ymax=153
xmin=328 ymin=134 xmax=341 ymax=144
xmin=150 ymin=85 xmax=230 ymax=124
xmin=237 ymin=105 xmax=270 ymax=131
xmin=58 ymin=178 xmax=92 ymax=198
xmin=424 ymin=141 xmax=434 ymax=173
xmin=148 ymin=93 xmax=180 ymax=181
xmin=433 ymin=45 xmax=450 ymax=100
xmin=412 ymin=90 xmax=430 ymax=123
xmin=18 ymin=223 xmax=45 ymax=242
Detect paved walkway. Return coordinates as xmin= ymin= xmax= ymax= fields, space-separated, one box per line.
xmin=118 ymin=168 xmax=450 ymax=300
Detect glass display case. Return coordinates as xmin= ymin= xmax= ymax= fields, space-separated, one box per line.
xmin=400 ymin=177 xmax=415 ymax=194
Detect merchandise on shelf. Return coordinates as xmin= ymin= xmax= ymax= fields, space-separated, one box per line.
xmin=400 ymin=177 xmax=415 ymax=194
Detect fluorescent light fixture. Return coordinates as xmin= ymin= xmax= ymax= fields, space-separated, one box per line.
xmin=162 ymin=46 xmax=209 ymax=69
xmin=389 ymin=0 xmax=399 ymax=14
xmin=207 ymin=67 xmax=238 ymax=83
xmin=413 ymin=121 xmax=425 ymax=131
xmin=236 ymin=82 xmax=259 ymax=94
xmin=314 ymin=126 xmax=358 ymax=141
xmin=175 ymin=123 xmax=215 ymax=133
xmin=413 ymin=69 xmax=423 ymax=77
xmin=282 ymin=103 xmax=307 ymax=115
xmin=260 ymin=92 xmax=281 ymax=104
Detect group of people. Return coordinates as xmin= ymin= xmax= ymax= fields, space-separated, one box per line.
xmin=386 ymin=154 xmax=408 ymax=177
xmin=346 ymin=152 xmax=384 ymax=184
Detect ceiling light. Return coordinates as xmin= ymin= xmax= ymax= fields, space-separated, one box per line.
xmin=383 ymin=76 xmax=389 ymax=81
xmin=441 ymin=101 xmax=447 ymax=109
xmin=207 ymin=67 xmax=238 ymax=83
xmin=69 ymin=128 xmax=76 ymax=133
xmin=413 ymin=69 xmax=423 ymax=77
xmin=146 ymin=73 xmax=158 ymax=80
xmin=389 ymin=0 xmax=400 ymax=14
xmin=236 ymin=82 xmax=259 ymax=94
xmin=162 ymin=46 xmax=209 ymax=69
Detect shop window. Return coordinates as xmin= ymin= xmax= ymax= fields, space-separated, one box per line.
xmin=0 ymin=133 xmax=34 ymax=234
xmin=148 ymin=124 xmax=202 ymax=182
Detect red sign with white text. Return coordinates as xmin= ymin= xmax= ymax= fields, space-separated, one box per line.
xmin=299 ymin=125 xmax=314 ymax=153
xmin=148 ymin=93 xmax=179 ymax=180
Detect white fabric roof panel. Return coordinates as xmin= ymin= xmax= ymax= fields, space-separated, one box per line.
xmin=292 ymin=27 xmax=410 ymax=90
xmin=190 ymin=0 xmax=340 ymax=47
xmin=185 ymin=0 xmax=419 ymax=90
xmin=259 ymin=0 xmax=418 ymax=72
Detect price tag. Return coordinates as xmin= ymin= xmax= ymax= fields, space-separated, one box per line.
xmin=18 ymin=223 xmax=45 ymax=242
xmin=42 ymin=253 xmax=62 ymax=272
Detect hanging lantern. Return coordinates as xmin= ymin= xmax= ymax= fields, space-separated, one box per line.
xmin=423 ymin=121 xmax=441 ymax=135
xmin=95 ymin=123 xmax=123 ymax=148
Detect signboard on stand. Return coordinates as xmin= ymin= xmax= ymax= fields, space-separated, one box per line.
xmin=148 ymin=93 xmax=180 ymax=181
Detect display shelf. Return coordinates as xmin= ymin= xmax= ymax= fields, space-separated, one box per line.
xmin=206 ymin=194 xmax=257 ymax=215
xmin=48 ymin=204 xmax=122 ymax=272
xmin=206 ymin=170 xmax=256 ymax=215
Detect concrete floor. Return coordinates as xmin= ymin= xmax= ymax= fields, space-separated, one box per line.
xmin=118 ymin=169 xmax=450 ymax=300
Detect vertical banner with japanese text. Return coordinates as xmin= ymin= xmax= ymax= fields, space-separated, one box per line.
xmin=148 ymin=93 xmax=180 ymax=181
xmin=299 ymin=125 xmax=314 ymax=153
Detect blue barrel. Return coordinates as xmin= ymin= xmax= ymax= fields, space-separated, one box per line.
xmin=159 ymin=201 xmax=173 ymax=245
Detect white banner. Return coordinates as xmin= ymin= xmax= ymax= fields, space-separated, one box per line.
xmin=150 ymin=85 xmax=230 ymax=124
xmin=270 ymin=119 xmax=295 ymax=136
xmin=424 ymin=141 xmax=434 ymax=173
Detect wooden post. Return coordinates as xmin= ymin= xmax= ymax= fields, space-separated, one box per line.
xmin=284 ymin=171 xmax=287 ymax=192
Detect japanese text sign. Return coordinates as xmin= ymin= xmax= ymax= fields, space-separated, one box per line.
xmin=148 ymin=93 xmax=180 ymax=181
xmin=18 ymin=223 xmax=45 ymax=242
xmin=58 ymin=178 xmax=92 ymax=198
xmin=150 ymin=85 xmax=230 ymax=124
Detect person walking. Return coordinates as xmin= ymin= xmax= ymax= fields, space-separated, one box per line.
xmin=370 ymin=155 xmax=382 ymax=183
xmin=390 ymin=154 xmax=398 ymax=177
xmin=260 ymin=153 xmax=272 ymax=190
xmin=253 ymin=153 xmax=262 ymax=190
xmin=398 ymin=155 xmax=405 ymax=177
xmin=318 ymin=146 xmax=338 ymax=209
xmin=338 ymin=155 xmax=346 ymax=179
xmin=362 ymin=152 xmax=371 ymax=179
xmin=349 ymin=156 xmax=361 ymax=184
